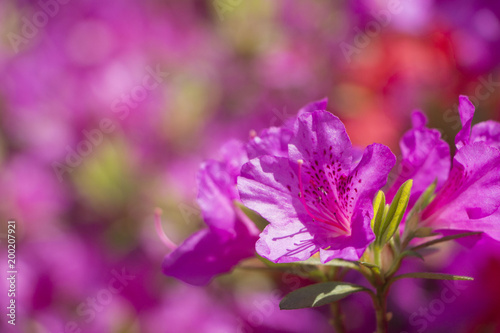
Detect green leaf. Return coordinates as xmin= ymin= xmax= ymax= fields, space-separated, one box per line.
xmin=357 ymin=261 xmax=380 ymax=269
xmin=403 ymin=181 xmax=437 ymax=240
xmin=279 ymin=282 xmax=370 ymax=310
xmin=400 ymin=250 xmax=425 ymax=261
xmin=393 ymin=226 xmax=401 ymax=250
xmin=413 ymin=180 xmax=437 ymax=212
xmin=416 ymin=247 xmax=440 ymax=257
xmin=371 ymin=190 xmax=386 ymax=237
xmin=411 ymin=231 xmax=482 ymax=251
xmin=297 ymin=257 xmax=360 ymax=270
xmin=412 ymin=227 xmax=437 ymax=238
xmin=391 ymin=272 xmax=474 ymax=283
xmin=379 ymin=179 xmax=413 ymax=245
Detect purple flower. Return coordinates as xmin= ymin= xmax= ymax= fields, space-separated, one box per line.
xmin=246 ymin=99 xmax=328 ymax=160
xmin=162 ymin=100 xmax=329 ymax=285
xmin=457 ymin=95 xmax=500 ymax=149
xmin=420 ymin=96 xmax=500 ymax=240
xmin=162 ymin=141 xmax=259 ymax=286
xmin=238 ymin=110 xmax=395 ymax=263
xmin=295 ymin=98 xmax=329 ymax=119
xmin=247 ymin=127 xmax=293 ymax=159
xmin=470 ymin=120 xmax=500 ymax=149
xmin=386 ymin=110 xmax=450 ymax=209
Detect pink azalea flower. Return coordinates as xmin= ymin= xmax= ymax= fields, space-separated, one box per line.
xmin=420 ymin=96 xmax=500 ymax=239
xmin=238 ymin=108 xmax=395 ymax=263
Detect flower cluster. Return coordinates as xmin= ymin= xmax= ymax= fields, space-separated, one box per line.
xmin=162 ymin=96 xmax=500 ymax=332
xmin=164 ymin=95 xmax=500 ymax=271
xmin=162 ymin=100 xmax=328 ymax=284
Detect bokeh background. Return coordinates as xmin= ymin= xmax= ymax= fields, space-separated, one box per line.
xmin=1 ymin=0 xmax=500 ymax=332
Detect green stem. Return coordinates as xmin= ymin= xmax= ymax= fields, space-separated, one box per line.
xmin=374 ymin=246 xmax=382 ymax=268
xmin=327 ymin=267 xmax=347 ymax=333
xmin=410 ymin=231 xmax=481 ymax=251
xmin=374 ymin=286 xmax=388 ymax=333
xmin=384 ymin=254 xmax=403 ymax=280
xmin=372 ymin=246 xmax=386 ymax=285
xmin=367 ymin=248 xmax=389 ymax=333
xmin=330 ymin=302 xmax=347 ymax=333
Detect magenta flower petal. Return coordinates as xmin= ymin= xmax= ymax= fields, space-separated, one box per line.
xmin=246 ymin=127 xmax=293 ymax=159
xmin=414 ymin=96 xmax=500 ymax=242
xmin=454 ymin=95 xmax=500 ymax=150
xmin=421 ymin=142 xmax=500 ymax=240
xmin=239 ymin=110 xmax=395 ymax=262
xmin=296 ymin=98 xmax=328 ymax=117
xmin=470 ymin=120 xmax=500 ymax=149
xmin=197 ymin=160 xmax=241 ymax=237
xmin=247 ymin=99 xmax=327 ymax=159
xmin=216 ymin=139 xmax=248 ymax=180
xmin=239 ymin=156 xmax=320 ymax=263
xmin=455 ymin=95 xmax=475 ymax=149
xmin=283 ymin=98 xmax=329 ymax=129
xmin=162 ymin=225 xmax=257 ymax=286
xmin=239 ymin=156 xmax=307 ymax=229
xmin=288 ymin=109 xmax=352 ymax=166
xmin=163 ymin=146 xmax=258 ymax=285
xmin=319 ymin=143 xmax=396 ymax=262
xmin=256 ymin=220 xmax=320 ymax=263
xmin=386 ymin=110 xmax=450 ymax=208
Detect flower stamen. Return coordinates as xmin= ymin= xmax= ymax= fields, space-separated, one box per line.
xmin=297 ymin=160 xmax=350 ymax=235
xmin=154 ymin=208 xmax=177 ymax=251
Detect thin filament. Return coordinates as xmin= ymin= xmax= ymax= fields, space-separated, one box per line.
xmin=297 ymin=160 xmax=348 ymax=234
xmin=154 ymin=208 xmax=177 ymax=250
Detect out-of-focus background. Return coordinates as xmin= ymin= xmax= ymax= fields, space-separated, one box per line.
xmin=1 ymin=0 xmax=500 ymax=332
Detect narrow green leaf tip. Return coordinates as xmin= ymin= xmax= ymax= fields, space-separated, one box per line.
xmin=378 ymin=179 xmax=413 ymax=246
xmin=279 ymin=282 xmax=369 ymax=310
xmin=371 ymin=190 xmax=386 ymax=237
xmin=392 ymin=272 xmax=474 ymax=282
